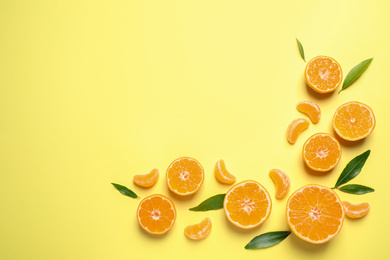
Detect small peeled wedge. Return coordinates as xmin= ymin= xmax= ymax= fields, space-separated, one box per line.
xmin=269 ymin=169 xmax=290 ymax=199
xmin=342 ymin=201 xmax=370 ymax=219
xmin=286 ymin=118 xmax=310 ymax=144
xmin=214 ymin=160 xmax=236 ymax=185
xmin=297 ymin=101 xmax=321 ymax=124
xmin=184 ymin=218 xmax=212 ymax=240
xmin=133 ymin=168 xmax=159 ymax=188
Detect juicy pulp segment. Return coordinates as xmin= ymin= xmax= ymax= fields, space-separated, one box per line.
xmin=269 ymin=169 xmax=290 ymax=199
xmin=286 ymin=118 xmax=310 ymax=144
xmin=214 ymin=159 xmax=236 ymax=184
xmin=342 ymin=201 xmax=370 ymax=219
xmin=297 ymin=101 xmax=321 ymax=124
xmin=133 ymin=168 xmax=159 ymax=188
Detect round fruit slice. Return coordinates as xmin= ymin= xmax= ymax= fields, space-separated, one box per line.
xmin=286 ymin=185 xmax=344 ymax=244
xmin=214 ymin=159 xmax=236 ymax=184
xmin=166 ymin=157 xmax=204 ymax=196
xmin=333 ymin=101 xmax=376 ymax=141
xmin=305 ymin=56 xmax=343 ymax=93
xmin=286 ymin=118 xmax=310 ymax=144
xmin=297 ymin=101 xmax=321 ymax=124
xmin=133 ymin=168 xmax=159 ymax=188
xmin=342 ymin=201 xmax=370 ymax=219
xmin=303 ymin=133 xmax=341 ymax=172
xmin=137 ymin=194 xmax=176 ymax=235
xmin=184 ymin=217 xmax=212 ymax=240
xmin=269 ymin=169 xmax=290 ymax=199
xmin=223 ymin=180 xmax=272 ymax=229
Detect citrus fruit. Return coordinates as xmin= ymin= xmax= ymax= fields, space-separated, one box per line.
xmin=286 ymin=118 xmax=310 ymax=144
xmin=342 ymin=201 xmax=370 ymax=219
xmin=184 ymin=217 xmax=212 ymax=240
xmin=333 ymin=101 xmax=376 ymax=141
xmin=214 ymin=159 xmax=236 ymax=185
xmin=223 ymin=180 xmax=272 ymax=229
xmin=166 ymin=157 xmax=204 ymax=196
xmin=286 ymin=185 xmax=344 ymax=244
xmin=137 ymin=194 xmax=176 ymax=235
xmin=303 ymin=133 xmax=342 ymax=172
xmin=133 ymin=168 xmax=159 ymax=188
xmin=305 ymin=56 xmax=343 ymax=93
xmin=269 ymin=169 xmax=290 ymax=199
xmin=297 ymin=101 xmax=321 ymax=124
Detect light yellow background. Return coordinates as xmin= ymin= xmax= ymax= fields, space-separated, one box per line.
xmin=1 ymin=0 xmax=390 ymax=259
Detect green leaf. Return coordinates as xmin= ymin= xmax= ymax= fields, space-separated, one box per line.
xmin=339 ymin=58 xmax=373 ymax=93
xmin=296 ymin=38 xmax=305 ymax=62
xmin=189 ymin=194 xmax=225 ymax=211
xmin=334 ymin=150 xmax=371 ymax=188
xmin=245 ymin=231 xmax=291 ymax=249
xmin=338 ymin=184 xmax=375 ymax=195
xmin=111 ymin=183 xmax=139 ymax=198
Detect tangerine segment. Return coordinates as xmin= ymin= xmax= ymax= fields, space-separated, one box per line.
xmin=286 ymin=185 xmax=344 ymax=244
xmin=333 ymin=101 xmax=376 ymax=141
xmin=342 ymin=201 xmax=370 ymax=219
xmin=184 ymin=218 xmax=212 ymax=240
xmin=137 ymin=194 xmax=176 ymax=235
xmin=303 ymin=133 xmax=341 ymax=172
xmin=166 ymin=157 xmax=204 ymax=196
xmin=286 ymin=118 xmax=310 ymax=144
xmin=269 ymin=169 xmax=290 ymax=199
xmin=305 ymin=56 xmax=343 ymax=93
xmin=224 ymin=180 xmax=272 ymax=229
xmin=297 ymin=101 xmax=321 ymax=124
xmin=133 ymin=168 xmax=159 ymax=188
xmin=215 ymin=160 xmax=236 ymax=184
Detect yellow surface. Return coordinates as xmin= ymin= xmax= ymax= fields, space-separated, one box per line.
xmin=1 ymin=0 xmax=390 ymax=259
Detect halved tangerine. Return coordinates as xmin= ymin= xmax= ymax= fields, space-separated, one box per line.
xmin=133 ymin=168 xmax=159 ymax=188
xmin=214 ymin=159 xmax=236 ymax=185
xmin=166 ymin=157 xmax=204 ymax=196
xmin=137 ymin=194 xmax=176 ymax=235
xmin=297 ymin=101 xmax=321 ymax=124
xmin=305 ymin=56 xmax=343 ymax=93
xmin=184 ymin=217 xmax=212 ymax=240
xmin=223 ymin=180 xmax=272 ymax=229
xmin=286 ymin=185 xmax=344 ymax=244
xmin=333 ymin=101 xmax=376 ymax=141
xmin=286 ymin=118 xmax=310 ymax=144
xmin=342 ymin=201 xmax=370 ymax=219
xmin=269 ymin=169 xmax=290 ymax=199
xmin=303 ymin=133 xmax=342 ymax=172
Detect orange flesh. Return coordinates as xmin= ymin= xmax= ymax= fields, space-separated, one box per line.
xmin=305 ymin=56 xmax=342 ymax=93
xmin=333 ymin=101 xmax=376 ymax=141
xmin=287 ymin=185 xmax=344 ymax=244
xmin=286 ymin=118 xmax=310 ymax=144
xmin=166 ymin=157 xmax=204 ymax=196
xmin=133 ymin=168 xmax=159 ymax=188
xmin=224 ymin=180 xmax=271 ymax=229
xmin=137 ymin=194 xmax=176 ymax=235
xmin=184 ymin=218 xmax=212 ymax=240
xmin=297 ymin=101 xmax=321 ymax=124
xmin=214 ymin=159 xmax=236 ymax=184
xmin=342 ymin=201 xmax=370 ymax=219
xmin=303 ymin=133 xmax=341 ymax=172
xmin=269 ymin=169 xmax=290 ymax=199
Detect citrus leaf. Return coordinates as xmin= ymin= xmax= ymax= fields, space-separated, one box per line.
xmin=245 ymin=231 xmax=291 ymax=249
xmin=111 ymin=183 xmax=139 ymax=198
xmin=339 ymin=58 xmax=373 ymax=93
xmin=189 ymin=194 xmax=225 ymax=211
xmin=338 ymin=184 xmax=375 ymax=195
xmin=334 ymin=150 xmax=371 ymax=188
xmin=296 ymin=38 xmax=305 ymax=62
